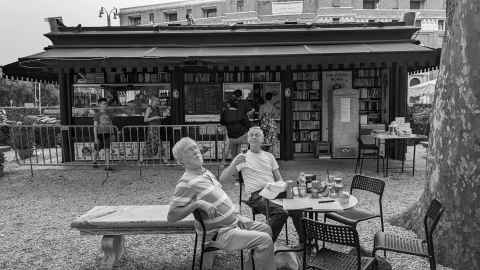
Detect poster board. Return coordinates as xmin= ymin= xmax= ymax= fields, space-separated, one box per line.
xmin=332 ymin=88 xmax=359 ymax=158
xmin=322 ymin=71 xmax=353 ymax=142
xmin=184 ymin=83 xmax=222 ymax=122
xmin=223 ymin=83 xmax=253 ymax=102
xmin=74 ymin=141 xmax=171 ymax=161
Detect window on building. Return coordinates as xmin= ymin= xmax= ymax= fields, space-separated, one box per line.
xmin=363 ymin=0 xmax=378 ymax=9
xmin=149 ymin=13 xmax=155 ymax=24
xmin=237 ymin=0 xmax=245 ymax=12
xmin=332 ymin=0 xmax=340 ymax=7
xmin=438 ymin=20 xmax=445 ymax=31
xmin=332 ymin=17 xmax=340 ymax=23
xmin=129 ymin=16 xmax=141 ymax=26
xmin=165 ymin=12 xmax=178 ymax=22
xmin=410 ymin=0 xmax=423 ymax=9
xmin=414 ymin=19 xmax=422 ymax=27
xmin=392 ymin=19 xmax=399 ymax=22
xmin=203 ymin=7 xmax=217 ymax=18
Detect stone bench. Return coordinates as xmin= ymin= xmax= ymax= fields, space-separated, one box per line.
xmin=71 ymin=205 xmax=194 ymax=270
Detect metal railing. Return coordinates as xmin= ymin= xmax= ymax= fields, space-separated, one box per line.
xmin=9 ymin=124 xmax=227 ymax=171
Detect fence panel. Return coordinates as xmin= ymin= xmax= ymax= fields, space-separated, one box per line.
xmin=9 ymin=124 xmax=226 ymax=169
xmin=119 ymin=124 xmax=226 ymax=167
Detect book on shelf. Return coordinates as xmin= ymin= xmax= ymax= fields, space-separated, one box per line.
xmin=360 ymin=115 xmax=368 ymax=125
xmin=298 ymin=120 xmax=320 ymax=129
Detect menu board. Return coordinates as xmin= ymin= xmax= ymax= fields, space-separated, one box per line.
xmin=184 ymin=83 xmax=222 ymax=121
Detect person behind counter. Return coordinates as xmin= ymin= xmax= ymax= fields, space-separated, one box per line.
xmin=127 ymin=93 xmax=147 ymax=115
xmin=93 ymin=98 xmax=114 ymax=170
xmin=259 ymin=92 xmax=280 ymax=120
xmin=144 ymin=97 xmax=169 ymax=163
xmin=220 ymin=99 xmax=250 ymax=167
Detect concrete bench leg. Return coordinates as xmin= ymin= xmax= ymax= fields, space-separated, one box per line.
xmin=99 ymin=235 xmax=125 ymax=270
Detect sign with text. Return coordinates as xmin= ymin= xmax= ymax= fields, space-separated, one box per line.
xmin=272 ymin=1 xmax=303 ymax=15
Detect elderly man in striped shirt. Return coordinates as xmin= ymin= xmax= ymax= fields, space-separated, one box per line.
xmin=167 ymin=137 xmax=275 ymax=270
xmin=220 ymin=126 xmax=304 ymax=246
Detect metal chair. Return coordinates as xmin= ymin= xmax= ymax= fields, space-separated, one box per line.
xmin=238 ymin=171 xmax=289 ymax=244
xmin=324 ymin=175 xmax=385 ymax=254
xmin=302 ymin=217 xmax=376 ymax=270
xmin=192 ymin=209 xmax=253 ymax=270
xmin=355 ymin=130 xmax=384 ymax=174
xmin=325 ymin=175 xmax=385 ymax=229
xmin=373 ymin=199 xmax=444 ymax=270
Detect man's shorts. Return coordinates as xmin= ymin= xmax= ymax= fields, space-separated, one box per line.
xmin=95 ymin=133 xmax=111 ymax=151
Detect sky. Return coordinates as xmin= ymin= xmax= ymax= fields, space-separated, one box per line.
xmin=0 ymin=0 xmax=178 ymax=65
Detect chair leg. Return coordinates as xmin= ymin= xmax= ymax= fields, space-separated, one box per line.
xmin=192 ymin=234 xmax=198 ymax=270
xmin=199 ymin=238 xmax=205 ymax=270
xmin=360 ymin=152 xmax=364 ymax=174
xmin=355 ymin=151 xmax=361 ymax=173
xmin=322 ymin=214 xmax=327 ymax=248
xmin=284 ymin=223 xmax=289 ymax=245
xmin=376 ymin=149 xmax=380 ymax=173
xmin=380 ymin=217 xmax=386 ymax=257
xmin=240 ymin=250 xmax=244 ymax=270
xmin=429 ymin=256 xmax=436 ymax=270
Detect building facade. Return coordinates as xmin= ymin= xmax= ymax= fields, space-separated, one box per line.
xmin=119 ymin=0 xmax=446 ymax=48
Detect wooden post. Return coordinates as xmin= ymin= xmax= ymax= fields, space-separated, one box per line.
xmin=171 ymin=67 xmax=184 ymax=125
xmin=59 ymin=68 xmax=74 ymax=162
xmin=281 ymin=67 xmax=294 ymax=160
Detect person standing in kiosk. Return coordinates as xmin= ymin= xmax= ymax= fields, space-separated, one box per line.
xmin=144 ymin=96 xmax=168 ymax=163
xmin=220 ymin=95 xmax=251 ymax=166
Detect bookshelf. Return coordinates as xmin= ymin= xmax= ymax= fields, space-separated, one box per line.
xmin=292 ymin=71 xmax=322 ymax=153
xmin=353 ymin=68 xmax=385 ymax=125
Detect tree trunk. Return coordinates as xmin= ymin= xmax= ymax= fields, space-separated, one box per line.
xmin=390 ymin=0 xmax=480 ymax=269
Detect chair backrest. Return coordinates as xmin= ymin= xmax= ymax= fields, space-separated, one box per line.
xmin=303 ymin=218 xmax=362 ymax=269
xmin=238 ymin=171 xmax=244 ymax=206
xmin=350 ymin=174 xmax=385 ymax=196
xmin=423 ymin=199 xmax=444 ymax=256
xmin=193 ymin=209 xmax=207 ymax=232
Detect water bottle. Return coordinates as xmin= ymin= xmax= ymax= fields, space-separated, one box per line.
xmin=298 ymin=172 xmax=307 ymax=197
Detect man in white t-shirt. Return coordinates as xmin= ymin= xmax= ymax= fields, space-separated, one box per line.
xmin=220 ymin=126 xmax=304 ymax=244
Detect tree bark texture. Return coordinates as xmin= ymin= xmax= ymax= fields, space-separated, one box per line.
xmin=391 ymin=0 xmax=480 ymax=269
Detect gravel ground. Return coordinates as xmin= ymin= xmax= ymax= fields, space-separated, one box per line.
xmin=0 ymin=146 xmax=454 ymax=270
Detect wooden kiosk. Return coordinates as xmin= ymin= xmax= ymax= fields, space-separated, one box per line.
xmin=11 ymin=20 xmax=439 ymax=161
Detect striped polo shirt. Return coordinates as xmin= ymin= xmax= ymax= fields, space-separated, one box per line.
xmin=170 ymin=169 xmax=238 ymax=236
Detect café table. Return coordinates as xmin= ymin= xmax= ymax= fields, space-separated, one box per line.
xmin=261 ymin=193 xmax=358 ymax=224
xmin=371 ymin=133 xmax=427 ymax=177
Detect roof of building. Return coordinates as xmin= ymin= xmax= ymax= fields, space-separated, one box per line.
xmin=38 ymin=22 xmax=423 ymax=49
xmin=120 ymin=0 xmax=224 ymax=14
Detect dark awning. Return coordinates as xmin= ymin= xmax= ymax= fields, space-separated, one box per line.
xmin=1 ymin=61 xmax=58 ymax=83
xmin=21 ymin=43 xmax=436 ymax=60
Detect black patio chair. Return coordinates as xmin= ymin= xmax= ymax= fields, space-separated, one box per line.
xmin=373 ymin=199 xmax=444 ymax=270
xmin=324 ymin=175 xmax=385 ymax=254
xmin=302 ymin=217 xmax=376 ymax=270
xmin=238 ymin=171 xmax=289 ymax=244
xmin=192 ymin=209 xmax=253 ymax=270
xmin=355 ymin=129 xmax=384 ymax=174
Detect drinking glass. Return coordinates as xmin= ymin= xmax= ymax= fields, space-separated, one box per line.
xmin=327 ymin=176 xmax=335 ymax=197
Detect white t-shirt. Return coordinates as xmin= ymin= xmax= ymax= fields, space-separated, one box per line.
xmin=240 ymin=150 xmax=280 ymax=195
